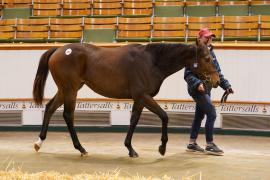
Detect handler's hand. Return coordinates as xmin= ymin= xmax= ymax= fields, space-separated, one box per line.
xmin=198 ymin=83 xmax=205 ymax=93
xmin=226 ymin=87 xmax=234 ymax=94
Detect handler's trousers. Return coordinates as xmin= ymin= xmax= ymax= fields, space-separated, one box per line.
xmin=190 ymin=93 xmax=217 ymax=143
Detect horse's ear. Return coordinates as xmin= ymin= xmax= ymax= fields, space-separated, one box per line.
xmin=196 ymin=38 xmax=203 ymax=46
xmin=196 ymin=38 xmax=199 ymax=46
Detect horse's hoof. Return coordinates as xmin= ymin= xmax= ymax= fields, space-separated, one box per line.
xmin=34 ymin=143 xmax=40 ymax=152
xmin=129 ymin=151 xmax=139 ymax=158
xmin=80 ymin=151 xmax=88 ymax=157
xmin=159 ymin=145 xmax=166 ymax=156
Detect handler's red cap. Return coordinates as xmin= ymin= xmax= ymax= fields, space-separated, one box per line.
xmin=198 ymin=28 xmax=216 ymax=38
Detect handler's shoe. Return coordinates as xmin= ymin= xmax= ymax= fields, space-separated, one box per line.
xmin=186 ymin=143 xmax=204 ymax=153
xmin=205 ymin=143 xmax=224 ymax=156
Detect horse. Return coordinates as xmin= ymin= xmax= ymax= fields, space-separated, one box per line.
xmin=33 ymin=39 xmax=220 ymax=158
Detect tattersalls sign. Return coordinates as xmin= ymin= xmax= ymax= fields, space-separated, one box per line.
xmin=76 ymin=102 xmax=113 ymax=109
xmin=0 ymin=102 xmax=19 ymax=110
xmin=0 ymin=101 xmax=267 ymax=114
xmin=0 ymin=100 xmax=269 ymax=126
xmin=220 ymin=104 xmax=259 ymax=113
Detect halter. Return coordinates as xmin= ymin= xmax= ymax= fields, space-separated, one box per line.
xmin=197 ymin=70 xmax=218 ymax=86
xmin=193 ymin=45 xmax=198 ymax=68
xmin=192 ymin=45 xmax=218 ymax=87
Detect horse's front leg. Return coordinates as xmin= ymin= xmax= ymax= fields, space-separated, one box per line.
xmin=141 ymin=94 xmax=168 ymax=156
xmin=124 ymin=101 xmax=144 ymax=158
xmin=63 ymin=92 xmax=88 ymax=156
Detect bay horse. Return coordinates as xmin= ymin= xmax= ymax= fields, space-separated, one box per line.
xmin=33 ymin=40 xmax=220 ymax=157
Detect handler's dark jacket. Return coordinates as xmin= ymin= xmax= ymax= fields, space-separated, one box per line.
xmin=184 ymin=46 xmax=231 ymax=97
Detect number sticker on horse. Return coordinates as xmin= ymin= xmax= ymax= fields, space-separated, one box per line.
xmin=65 ymin=48 xmax=72 ymax=55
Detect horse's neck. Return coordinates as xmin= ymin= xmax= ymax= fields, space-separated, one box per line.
xmin=151 ymin=44 xmax=194 ymax=78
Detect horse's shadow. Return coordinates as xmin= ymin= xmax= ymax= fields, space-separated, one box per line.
xmin=36 ymin=150 xmax=210 ymax=166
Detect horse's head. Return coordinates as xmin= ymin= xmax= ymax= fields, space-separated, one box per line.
xmin=189 ymin=38 xmax=220 ymax=88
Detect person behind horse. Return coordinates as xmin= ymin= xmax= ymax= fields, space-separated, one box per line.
xmin=184 ymin=28 xmax=234 ymax=155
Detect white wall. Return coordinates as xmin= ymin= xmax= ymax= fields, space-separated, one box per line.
xmin=0 ymin=49 xmax=270 ymax=102
xmin=215 ymin=50 xmax=270 ymax=102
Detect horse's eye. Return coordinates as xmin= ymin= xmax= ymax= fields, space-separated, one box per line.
xmin=205 ymin=56 xmax=211 ymax=62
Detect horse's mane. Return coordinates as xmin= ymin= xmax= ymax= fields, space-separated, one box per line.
xmin=145 ymin=43 xmax=187 ymax=56
xmin=145 ymin=43 xmax=193 ymax=66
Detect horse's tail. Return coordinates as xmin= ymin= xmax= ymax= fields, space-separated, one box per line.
xmin=33 ymin=47 xmax=57 ymax=105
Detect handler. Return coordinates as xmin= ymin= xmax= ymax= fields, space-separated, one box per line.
xmin=184 ymin=28 xmax=234 ymax=155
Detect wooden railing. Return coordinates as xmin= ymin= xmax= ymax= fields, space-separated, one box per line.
xmin=0 ymin=42 xmax=270 ymax=50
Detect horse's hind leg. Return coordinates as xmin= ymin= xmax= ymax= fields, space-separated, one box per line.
xmin=63 ymin=90 xmax=88 ymax=156
xmin=139 ymin=94 xmax=168 ymax=156
xmin=34 ymin=91 xmax=64 ymax=152
xmin=124 ymin=101 xmax=144 ymax=158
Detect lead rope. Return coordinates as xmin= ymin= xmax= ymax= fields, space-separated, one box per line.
xmin=215 ymin=91 xmax=230 ymax=107
xmin=221 ymin=90 xmax=230 ymax=103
